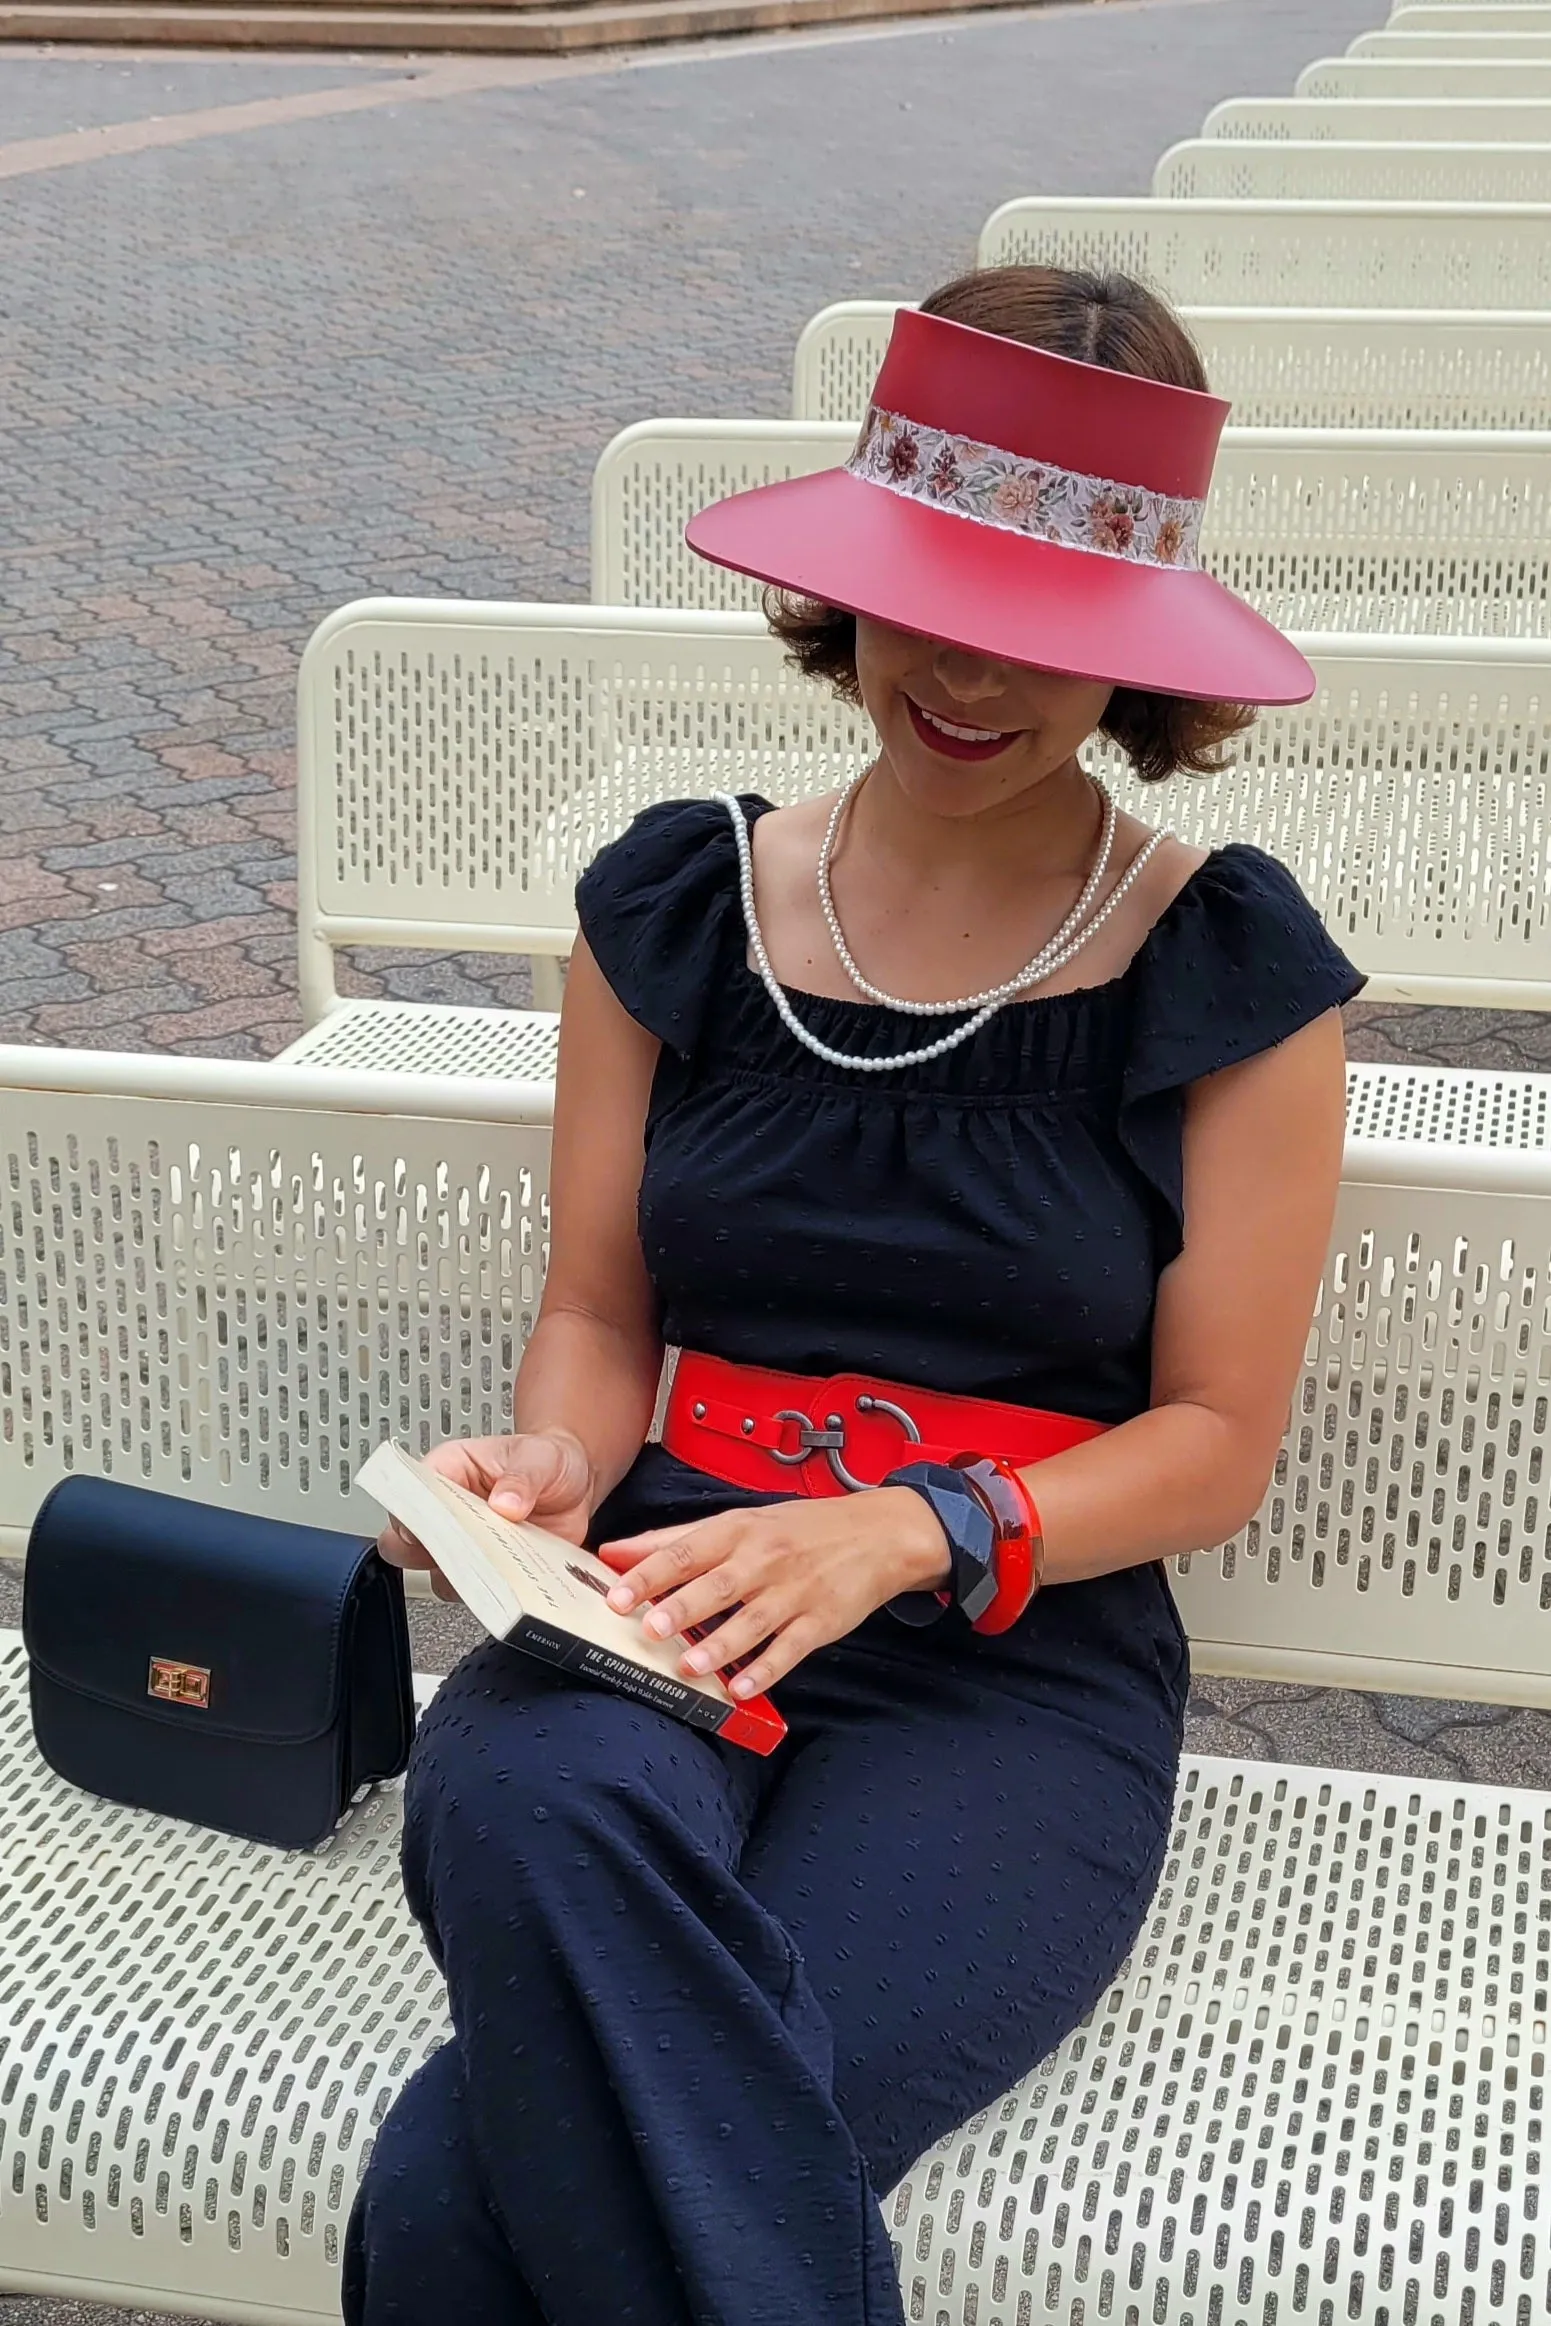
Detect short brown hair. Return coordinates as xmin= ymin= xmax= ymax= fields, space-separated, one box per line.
xmin=768 ymin=265 xmax=1256 ymax=784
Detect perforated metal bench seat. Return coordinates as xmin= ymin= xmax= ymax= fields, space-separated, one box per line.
xmin=274 ymin=1002 xmax=1551 ymax=1159
xmin=0 ymin=1639 xmax=449 ymax=2324
xmin=2 ymin=1626 xmax=1548 ymax=2326
xmin=277 ymin=1001 xmax=561 ymax=1083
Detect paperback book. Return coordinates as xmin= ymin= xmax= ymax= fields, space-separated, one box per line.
xmin=357 ymin=1441 xmax=786 ymax=1754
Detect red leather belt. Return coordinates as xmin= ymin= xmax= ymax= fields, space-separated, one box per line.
xmin=657 ymin=1349 xmax=1108 ymax=1498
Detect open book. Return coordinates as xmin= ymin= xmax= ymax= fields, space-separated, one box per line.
xmin=357 ymin=1442 xmax=786 ymax=1755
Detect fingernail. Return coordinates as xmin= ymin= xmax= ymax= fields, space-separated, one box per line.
xmin=644 ymin=1610 xmax=673 ymax=1638
xmin=731 ymin=1675 xmax=755 ymax=1697
xmin=607 ymin=1587 xmax=634 ymax=1611
xmin=683 ymin=1648 xmax=710 ymax=1674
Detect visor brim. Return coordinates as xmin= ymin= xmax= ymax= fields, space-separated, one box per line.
xmin=686 ymin=468 xmax=1316 ymax=707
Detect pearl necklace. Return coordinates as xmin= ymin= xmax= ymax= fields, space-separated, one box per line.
xmin=820 ymin=772 xmax=1118 ymax=1014
xmin=719 ymin=785 xmax=1169 ymax=1075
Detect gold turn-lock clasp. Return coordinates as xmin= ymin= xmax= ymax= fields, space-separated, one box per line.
xmin=148 ymin=1657 xmax=212 ymax=1708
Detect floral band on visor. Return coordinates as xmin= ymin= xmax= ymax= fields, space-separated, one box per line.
xmin=847 ymin=406 xmax=1206 ymax=570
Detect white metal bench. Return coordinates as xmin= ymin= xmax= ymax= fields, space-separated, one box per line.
xmin=1393 ymin=1 xmax=1551 ymax=23
xmin=0 ymin=1043 xmax=553 ymax=2318
xmin=4 ymin=1046 xmax=1551 ymax=2324
xmin=279 ymin=602 xmax=875 ymax=1063
xmin=1355 ymin=23 xmax=1551 ymax=52
xmin=591 ymin=417 xmax=1551 ymax=639
xmin=282 ymin=606 xmax=1551 ymax=1093
xmin=1153 ymin=135 xmax=1551 ymax=201
xmin=0 ymin=1048 xmax=556 ymax=1559
xmin=1202 ymin=94 xmax=1551 ymax=137
xmin=1297 ymin=53 xmax=1551 ymax=93
xmin=1394 ymin=0 xmax=1551 ymax=19
xmin=976 ymin=195 xmax=1551 ymax=308
xmin=790 ymin=298 xmax=1551 ymax=431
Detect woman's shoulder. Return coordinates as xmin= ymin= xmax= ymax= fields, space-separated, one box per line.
xmin=1126 ymin=842 xmax=1364 ymax=1097
xmin=577 ymin=794 xmax=758 ymax=899
xmin=575 ymin=795 xmax=768 ymax=1051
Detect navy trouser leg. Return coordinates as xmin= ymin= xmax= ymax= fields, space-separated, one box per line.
xmin=349 ymin=1626 xmax=1178 ymax=2326
xmin=342 ymin=2041 xmax=541 ymax=2323
xmin=738 ymin=1641 xmax=1177 ymax=2196
xmin=366 ymin=1639 xmax=895 ymax=2326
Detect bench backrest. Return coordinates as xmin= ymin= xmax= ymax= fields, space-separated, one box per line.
xmin=792 ymin=301 xmax=904 ymax=424
xmin=294 ymin=603 xmax=876 ymax=1019
xmin=1154 ymin=135 xmax=1551 ymax=202
xmin=1298 ymin=54 xmax=1551 ymax=92
xmin=5 ymin=1050 xmax=1551 ymax=1708
xmin=297 ymin=602 xmax=1551 ymax=1016
xmin=1394 ymin=2 xmax=1551 ymax=22
xmin=976 ymin=195 xmax=1551 ymax=308
xmin=1172 ymin=1135 xmax=1551 ymax=1708
xmin=1126 ymin=637 xmax=1551 ymax=1007
xmin=791 ymin=298 xmax=1551 ymax=431
xmin=1355 ymin=24 xmax=1551 ymax=50
xmin=1204 ymin=94 xmax=1551 ymax=136
xmin=591 ymin=417 xmax=1551 ymax=639
xmin=0 ymin=1048 xmax=554 ymax=1552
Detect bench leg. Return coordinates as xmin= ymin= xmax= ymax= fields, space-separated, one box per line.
xmin=529 ymin=954 xmax=565 ymax=1011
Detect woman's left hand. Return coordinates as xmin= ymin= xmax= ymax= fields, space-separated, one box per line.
xmin=598 ymin=1489 xmax=952 ymax=1698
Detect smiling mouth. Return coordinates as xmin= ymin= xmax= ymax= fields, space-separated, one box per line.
xmin=905 ymin=696 xmax=1023 ymax=762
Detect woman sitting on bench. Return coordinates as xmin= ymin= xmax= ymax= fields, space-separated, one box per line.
xmin=350 ymin=263 xmax=1360 ymax=2326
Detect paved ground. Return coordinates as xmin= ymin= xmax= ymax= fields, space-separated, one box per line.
xmin=0 ymin=54 xmax=393 ymax=140
xmin=4 ymin=3 xmax=1551 ymax=2318
xmin=1 ymin=0 xmax=1441 ymax=1058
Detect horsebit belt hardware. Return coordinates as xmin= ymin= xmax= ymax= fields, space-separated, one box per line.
xmin=655 ymin=1349 xmax=1107 ymax=1501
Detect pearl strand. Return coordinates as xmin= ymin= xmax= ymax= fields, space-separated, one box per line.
xmin=818 ymin=771 xmax=1116 ymax=1014
xmin=719 ymin=793 xmax=1169 ymax=1075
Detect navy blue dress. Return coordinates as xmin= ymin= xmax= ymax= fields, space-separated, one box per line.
xmin=584 ymin=796 xmax=1361 ymax=1692
xmin=345 ymin=795 xmax=1363 ymax=2326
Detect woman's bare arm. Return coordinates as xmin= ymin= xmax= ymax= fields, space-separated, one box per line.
xmin=1018 ymin=1006 xmax=1349 ymax=1581
xmin=508 ymin=937 xmax=664 ymax=1514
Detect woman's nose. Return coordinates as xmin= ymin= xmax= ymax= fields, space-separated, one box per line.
xmin=929 ymin=644 xmax=1010 ymax=705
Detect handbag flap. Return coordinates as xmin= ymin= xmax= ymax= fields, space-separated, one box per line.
xmin=23 ymin=1477 xmax=380 ymax=1746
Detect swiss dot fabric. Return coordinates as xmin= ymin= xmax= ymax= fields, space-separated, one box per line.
xmin=347 ymin=796 xmax=1363 ymax=2326
xmin=578 ymin=794 xmax=1363 ymax=1541
xmin=346 ymin=1636 xmax=1184 ymax=2326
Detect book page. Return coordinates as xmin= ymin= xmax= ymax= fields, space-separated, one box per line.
xmin=358 ymin=1442 xmax=738 ymax=1708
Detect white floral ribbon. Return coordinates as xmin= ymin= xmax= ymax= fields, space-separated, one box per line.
xmin=847 ymin=406 xmax=1205 ymax=569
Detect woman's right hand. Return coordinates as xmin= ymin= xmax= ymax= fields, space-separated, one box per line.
xmin=377 ymin=1429 xmax=595 ymax=1601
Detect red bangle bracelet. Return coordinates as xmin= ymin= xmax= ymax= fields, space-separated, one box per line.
xmin=949 ymin=1455 xmax=1044 ymax=1635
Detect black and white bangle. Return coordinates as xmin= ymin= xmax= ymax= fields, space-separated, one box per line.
xmin=881 ymin=1461 xmax=998 ymax=1628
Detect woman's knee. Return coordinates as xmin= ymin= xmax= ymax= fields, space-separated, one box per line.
xmin=403 ymin=1643 xmax=754 ymax=1910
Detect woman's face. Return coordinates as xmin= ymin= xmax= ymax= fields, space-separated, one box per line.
xmin=852 ymin=616 xmax=1112 ymax=820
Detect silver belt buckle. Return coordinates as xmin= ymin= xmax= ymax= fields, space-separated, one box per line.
xmin=768 ymin=1393 xmax=923 ymax=1492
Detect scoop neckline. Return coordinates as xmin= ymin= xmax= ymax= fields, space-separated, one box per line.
xmin=726 ymin=794 xmax=1226 ymax=1021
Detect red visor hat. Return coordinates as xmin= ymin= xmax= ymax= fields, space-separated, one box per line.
xmin=686 ymin=308 xmax=1315 ymax=706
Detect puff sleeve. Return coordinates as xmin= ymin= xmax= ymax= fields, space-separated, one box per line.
xmin=573 ymin=796 xmax=749 ymax=1054
xmin=1120 ymin=845 xmax=1365 ymax=1256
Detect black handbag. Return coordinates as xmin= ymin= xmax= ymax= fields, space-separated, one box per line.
xmin=22 ymin=1476 xmax=415 ymax=1850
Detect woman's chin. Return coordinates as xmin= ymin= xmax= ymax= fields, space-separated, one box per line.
xmin=886 ymin=744 xmax=1040 ymax=816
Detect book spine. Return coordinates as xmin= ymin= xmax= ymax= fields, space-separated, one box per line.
xmin=511 ymin=1618 xmax=728 ymax=1735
